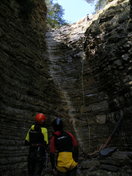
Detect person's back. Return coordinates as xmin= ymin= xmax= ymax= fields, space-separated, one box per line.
xmin=54 ymin=131 xmax=73 ymax=152
xmin=50 ymin=118 xmax=78 ymax=176
xmin=25 ymin=113 xmax=48 ymax=176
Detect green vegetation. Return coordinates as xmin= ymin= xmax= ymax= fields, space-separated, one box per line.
xmin=95 ymin=0 xmax=107 ymax=11
xmin=45 ymin=0 xmax=67 ymax=28
xmin=16 ymin=0 xmax=67 ymax=27
xmin=85 ymin=0 xmax=113 ymax=12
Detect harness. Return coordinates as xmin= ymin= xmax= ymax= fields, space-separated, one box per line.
xmin=54 ymin=131 xmax=73 ymax=152
xmin=29 ymin=124 xmax=46 ymax=146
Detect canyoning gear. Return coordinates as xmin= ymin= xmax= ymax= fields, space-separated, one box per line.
xmin=57 ymin=167 xmax=77 ymax=176
xmin=56 ymin=152 xmax=77 ymax=173
xmin=53 ymin=131 xmax=74 ymax=152
xmin=25 ymin=119 xmax=48 ymax=176
xmin=50 ymin=129 xmax=78 ymax=174
xmin=35 ymin=113 xmax=46 ymax=124
xmin=25 ymin=124 xmax=48 ymax=145
xmin=28 ymin=146 xmax=46 ymax=176
xmin=50 ymin=131 xmax=78 ymax=161
xmin=52 ymin=117 xmax=63 ymax=131
xmin=99 ymin=147 xmax=117 ymax=157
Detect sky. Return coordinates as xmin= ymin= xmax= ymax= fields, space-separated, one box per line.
xmin=53 ymin=0 xmax=96 ymax=24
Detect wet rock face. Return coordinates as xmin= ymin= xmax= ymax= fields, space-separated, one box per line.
xmin=0 ymin=0 xmax=61 ymax=175
xmin=84 ymin=0 xmax=132 ymax=152
xmin=78 ymin=150 xmax=132 ymax=176
xmin=0 ymin=0 xmax=132 ymax=175
xmin=46 ymin=0 xmax=132 ymax=155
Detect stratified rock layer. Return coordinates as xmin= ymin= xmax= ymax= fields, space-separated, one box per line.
xmin=0 ymin=0 xmax=132 ymax=176
xmin=84 ymin=0 xmax=132 ymax=152
xmin=78 ymin=150 xmax=132 ymax=176
xmin=0 ymin=0 xmax=62 ymax=175
xmin=46 ymin=0 xmax=132 ymax=154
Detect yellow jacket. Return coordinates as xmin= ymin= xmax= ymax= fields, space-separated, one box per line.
xmin=25 ymin=124 xmax=48 ymax=145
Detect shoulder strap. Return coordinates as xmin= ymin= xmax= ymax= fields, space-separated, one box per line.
xmin=66 ymin=131 xmax=78 ymax=146
xmin=34 ymin=124 xmax=41 ymax=132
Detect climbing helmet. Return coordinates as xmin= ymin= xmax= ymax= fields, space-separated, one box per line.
xmin=35 ymin=113 xmax=46 ymax=123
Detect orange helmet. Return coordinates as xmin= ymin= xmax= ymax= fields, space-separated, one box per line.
xmin=35 ymin=113 xmax=46 ymax=123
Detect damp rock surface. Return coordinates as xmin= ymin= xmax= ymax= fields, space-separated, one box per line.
xmin=0 ymin=0 xmax=132 ymax=176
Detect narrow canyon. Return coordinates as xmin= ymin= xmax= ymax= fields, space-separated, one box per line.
xmin=0 ymin=0 xmax=132 ymax=175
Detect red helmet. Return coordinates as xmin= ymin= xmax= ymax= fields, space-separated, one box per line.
xmin=35 ymin=113 xmax=46 ymax=123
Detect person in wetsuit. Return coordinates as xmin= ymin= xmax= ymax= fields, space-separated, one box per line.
xmin=25 ymin=113 xmax=48 ymax=176
xmin=50 ymin=117 xmax=78 ymax=176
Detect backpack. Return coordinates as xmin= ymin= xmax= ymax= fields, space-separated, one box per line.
xmin=54 ymin=131 xmax=73 ymax=152
xmin=29 ymin=124 xmax=45 ymax=145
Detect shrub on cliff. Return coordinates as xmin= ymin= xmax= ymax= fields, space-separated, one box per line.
xmin=46 ymin=0 xmax=67 ymax=28
xmin=84 ymin=0 xmax=112 ymax=11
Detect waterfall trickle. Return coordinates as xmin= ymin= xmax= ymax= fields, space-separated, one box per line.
xmin=45 ymin=12 xmax=96 ymax=152
xmin=81 ymin=54 xmax=86 ymax=114
xmin=46 ymin=30 xmax=78 ymax=132
xmin=45 ymin=15 xmax=91 ymax=152
xmin=46 ymin=28 xmax=85 ymax=148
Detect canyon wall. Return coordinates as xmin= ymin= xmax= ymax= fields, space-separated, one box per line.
xmin=0 ymin=0 xmax=63 ymax=175
xmin=46 ymin=0 xmax=132 ymax=154
xmin=83 ymin=0 xmax=132 ymax=152
xmin=0 ymin=0 xmax=132 ymax=175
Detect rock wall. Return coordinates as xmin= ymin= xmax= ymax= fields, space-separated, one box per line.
xmin=78 ymin=150 xmax=132 ymax=176
xmin=83 ymin=0 xmax=132 ymax=152
xmin=46 ymin=23 xmax=87 ymax=148
xmin=0 ymin=0 xmax=132 ymax=175
xmin=0 ymin=0 xmax=62 ymax=175
xmin=46 ymin=0 xmax=132 ymax=154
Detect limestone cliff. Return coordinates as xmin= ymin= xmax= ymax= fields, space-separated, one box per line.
xmin=84 ymin=0 xmax=132 ymax=151
xmin=0 ymin=0 xmax=62 ymax=175
xmin=46 ymin=0 xmax=132 ymax=154
xmin=0 ymin=0 xmax=132 ymax=175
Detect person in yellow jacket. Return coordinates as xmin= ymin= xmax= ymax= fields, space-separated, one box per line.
xmin=50 ymin=117 xmax=78 ymax=176
xmin=25 ymin=113 xmax=48 ymax=176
